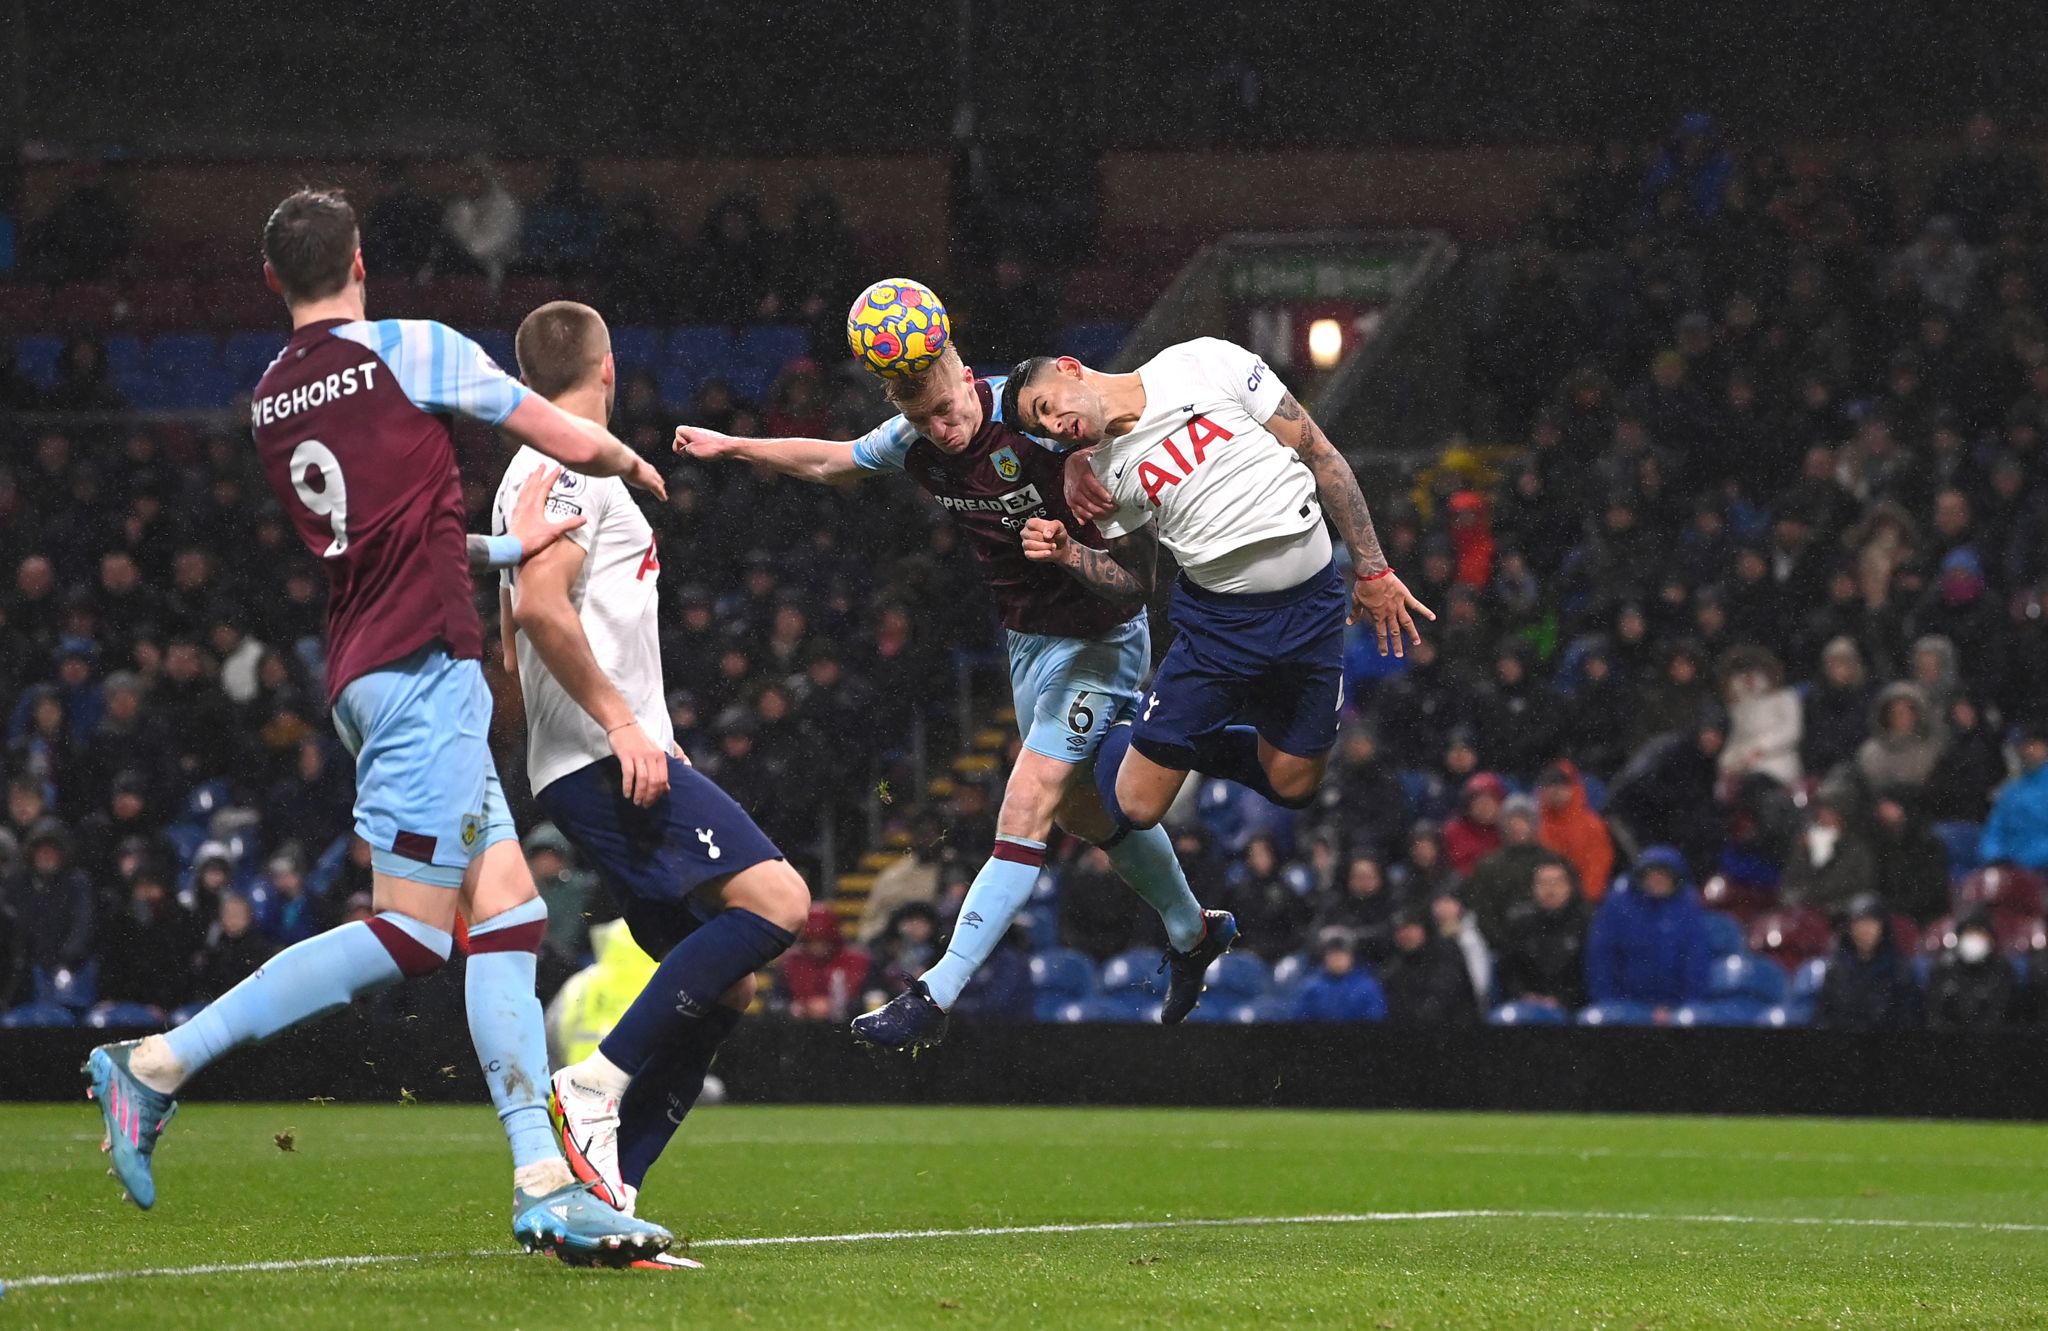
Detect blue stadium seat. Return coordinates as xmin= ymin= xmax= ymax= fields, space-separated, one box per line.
xmin=1049 ymin=1000 xmax=1092 ymax=1024
xmin=2 ymin=1002 xmax=78 ymax=1028
xmin=1756 ymin=1004 xmax=1810 ymax=1028
xmin=1268 ymin=953 xmax=1312 ymax=995
xmin=1708 ymin=952 xmax=1788 ymax=1006
xmin=1491 ymin=1000 xmax=1571 ymax=1026
xmin=16 ymin=334 xmax=61 ymax=388
xmin=105 ymin=334 xmax=161 ymax=407
xmin=1576 ymin=1001 xmax=1657 ymax=1026
xmin=661 ymin=326 xmax=734 ymax=406
xmin=147 ymin=333 xmax=228 ymax=408
xmin=1789 ymin=957 xmax=1828 ymax=1004
xmin=1701 ymin=911 xmax=1746 ymax=960
xmin=1203 ymin=951 xmax=1269 ymax=1003
xmin=1099 ymin=949 xmax=1167 ymax=1000
xmin=1075 ymin=993 xmax=1160 ymax=1022
xmin=1030 ymin=948 xmax=1096 ymax=1000
xmin=33 ymin=962 xmax=98 ymax=1011
xmin=728 ymin=325 xmax=808 ymax=400
xmin=167 ymin=1003 xmax=206 ymax=1027
xmin=184 ymin=780 xmax=235 ymax=822
xmin=222 ymin=330 xmax=286 ymax=387
xmin=1578 ymin=772 xmax=1608 ymax=813
xmin=1055 ymin=321 xmax=1128 ymax=366
xmin=1245 ymin=996 xmax=1298 ymax=1023
xmin=1932 ymin=821 xmax=1984 ymax=879
xmin=87 ymin=1002 xmax=164 ymax=1030
xmin=609 ymin=326 xmax=663 ymax=375
xmin=471 ymin=329 xmax=516 ymax=376
xmin=1671 ymin=999 xmax=1765 ymax=1027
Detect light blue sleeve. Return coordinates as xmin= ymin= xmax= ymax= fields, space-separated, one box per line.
xmin=332 ymin=319 xmax=529 ymax=427
xmin=849 ymin=414 xmax=918 ymax=473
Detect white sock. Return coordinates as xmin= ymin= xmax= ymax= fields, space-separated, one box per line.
xmin=567 ymin=1050 xmax=633 ymax=1098
xmin=514 ymin=1158 xmax=574 ymax=1196
xmin=128 ymin=1034 xmax=187 ymax=1095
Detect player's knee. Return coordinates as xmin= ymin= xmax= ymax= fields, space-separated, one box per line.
xmin=1267 ymin=768 xmax=1320 ymax=807
xmin=367 ymin=910 xmax=453 ymax=978
xmin=728 ymin=861 xmax=811 ymax=936
xmin=1117 ymin=787 xmax=1171 ymax=831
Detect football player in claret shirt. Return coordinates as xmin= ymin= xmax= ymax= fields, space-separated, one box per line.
xmin=84 ymin=189 xmax=673 ymax=1264
xmin=676 ymin=332 xmax=1228 ymax=1054
xmin=1005 ymin=339 xmax=1433 ymax=834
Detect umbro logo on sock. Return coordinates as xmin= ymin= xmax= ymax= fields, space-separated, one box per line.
xmin=962 ymin=911 xmax=984 ymax=927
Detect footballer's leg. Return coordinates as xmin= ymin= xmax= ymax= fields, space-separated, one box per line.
xmin=548 ymin=758 xmax=799 ymax=1208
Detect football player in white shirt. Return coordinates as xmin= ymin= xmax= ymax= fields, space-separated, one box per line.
xmin=490 ymin=302 xmax=810 ymax=1255
xmin=1003 ymin=338 xmax=1432 ymax=832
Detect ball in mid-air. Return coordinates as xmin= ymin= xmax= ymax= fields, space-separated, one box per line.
xmin=847 ymin=278 xmax=950 ymax=380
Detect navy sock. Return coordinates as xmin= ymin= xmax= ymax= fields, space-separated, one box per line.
xmin=616 ymin=1005 xmax=742 ymax=1189
xmin=1093 ymin=722 xmax=1135 ymax=826
xmin=598 ymin=907 xmax=794 ymax=1078
xmin=1191 ymin=725 xmax=1315 ymax=810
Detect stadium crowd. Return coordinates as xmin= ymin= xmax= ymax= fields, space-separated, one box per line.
xmin=8 ymin=116 xmax=2048 ymax=1032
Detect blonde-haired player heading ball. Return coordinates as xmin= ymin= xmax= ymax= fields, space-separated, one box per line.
xmin=676 ymin=303 xmax=1230 ymax=1052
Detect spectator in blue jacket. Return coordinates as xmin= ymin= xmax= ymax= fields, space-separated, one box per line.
xmin=1294 ymin=929 xmax=1388 ymax=1023
xmin=1980 ymin=723 xmax=2048 ymax=872
xmin=1585 ymin=845 xmax=1715 ymax=1019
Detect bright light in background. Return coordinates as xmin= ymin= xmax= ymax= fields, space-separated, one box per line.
xmin=1308 ymin=318 xmax=1344 ymax=369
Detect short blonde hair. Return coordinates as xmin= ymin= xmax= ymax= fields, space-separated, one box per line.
xmin=883 ymin=344 xmax=965 ymax=417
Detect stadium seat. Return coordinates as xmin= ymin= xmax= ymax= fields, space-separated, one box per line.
xmin=1671 ymin=1000 xmax=1764 ymax=1027
xmin=1746 ymin=907 xmax=1833 ymax=971
xmin=1708 ymin=952 xmax=1788 ymax=1007
xmin=147 ymin=333 xmax=229 ymax=409
xmin=1700 ymin=874 xmax=1776 ymax=929
xmin=1 ymin=1002 xmax=77 ymax=1029
xmin=1099 ymin=949 xmax=1168 ymax=1000
xmin=1957 ymin=866 xmax=2046 ymax=918
xmin=1755 ymin=1004 xmax=1810 ymax=1027
xmin=1203 ymin=951 xmax=1270 ymax=1003
xmin=1932 ymin=821 xmax=1985 ymax=879
xmin=1029 ymin=948 xmax=1097 ymax=1020
xmin=87 ymin=1002 xmax=164 ymax=1030
xmin=1268 ymin=954 xmax=1312 ymax=995
xmin=167 ymin=1003 xmax=206 ymax=1027
xmin=33 ymin=962 xmax=99 ymax=1011
xmin=1700 ymin=911 xmax=1747 ymax=960
xmin=729 ymin=325 xmax=809 ymax=399
xmin=15 ymin=333 xmax=62 ymax=388
xmin=610 ymin=326 xmax=664 ymax=376
xmin=1576 ymin=1001 xmax=1657 ymax=1026
xmin=1082 ymin=993 xmax=1161 ymax=1023
xmin=222 ymin=330 xmax=286 ymax=388
xmin=1055 ymin=321 xmax=1129 ymax=366
xmin=1491 ymin=1000 xmax=1571 ymax=1026
xmin=1789 ymin=956 xmax=1828 ymax=1004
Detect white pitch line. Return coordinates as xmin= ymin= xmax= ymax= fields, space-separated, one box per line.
xmin=9 ymin=1208 xmax=2046 ymax=1290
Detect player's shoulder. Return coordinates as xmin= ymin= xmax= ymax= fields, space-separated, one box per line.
xmin=1165 ymin=336 xmax=1255 ymax=371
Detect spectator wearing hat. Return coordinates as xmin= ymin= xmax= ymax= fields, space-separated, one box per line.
xmin=1925 ymin=693 xmax=2005 ymax=824
xmin=1908 ymin=551 xmax=2007 ymax=703
xmin=244 ymin=843 xmax=325 ymax=946
xmin=519 ymin=823 xmax=598 ymax=985
xmin=76 ymin=672 xmax=168 ymax=812
xmin=1379 ymin=906 xmax=1480 ymax=1025
xmin=1292 ymin=929 xmax=1388 ymax=1023
xmin=1631 ymin=640 xmax=1712 ymax=749
xmin=1558 ymin=638 xmax=1635 ymax=778
xmin=1391 ymin=821 xmax=1456 ymax=901
xmin=10 ymin=817 xmax=94 ymax=980
xmin=1926 ymin=909 xmax=2018 ymax=1029
xmin=1813 ymin=894 xmax=1921 ymax=1031
xmin=1980 ymin=720 xmax=2048 ymax=872
xmin=1495 ymin=858 xmax=1589 ymax=1013
xmin=95 ymin=861 xmax=197 ymax=1016
xmin=1222 ymin=834 xmax=1316 ymax=962
xmin=191 ymin=891 xmax=274 ymax=1002
xmin=8 ymin=684 xmax=77 ymax=817
xmin=1801 ymin=637 xmax=1876 ymax=778
xmin=1780 ymin=787 xmax=1879 ymax=916
xmin=1856 ymin=679 xmax=1948 ymax=799
xmin=1310 ymin=725 xmax=1411 ymax=866
xmin=77 ymin=769 xmax=176 ymax=907
xmin=1443 ymin=773 xmax=1509 ymax=877
xmin=1462 ymin=792 xmax=1549 ymax=937
xmin=1536 ymin=760 xmax=1615 ymax=903
xmin=779 ymin=904 xmax=873 ymax=1022
xmin=1585 ymin=846 xmax=1715 ymax=1021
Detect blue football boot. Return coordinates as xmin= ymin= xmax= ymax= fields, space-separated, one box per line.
xmin=512 ymin=1178 xmax=673 ymax=1266
xmin=1159 ymin=910 xmax=1241 ymax=1024
xmin=84 ymin=1040 xmax=179 ymax=1210
xmin=850 ymin=979 xmax=949 ymax=1052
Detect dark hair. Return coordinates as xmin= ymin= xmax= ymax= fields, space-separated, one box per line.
xmin=261 ymin=189 xmax=359 ymax=304
xmin=514 ymin=300 xmax=610 ymax=399
xmin=1000 ymin=356 xmax=1058 ymax=431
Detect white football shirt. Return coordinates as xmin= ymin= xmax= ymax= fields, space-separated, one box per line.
xmin=1086 ymin=338 xmax=1323 ymax=589
xmin=493 ymin=447 xmax=674 ymax=793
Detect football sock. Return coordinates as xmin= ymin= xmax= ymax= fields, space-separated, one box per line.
xmin=920 ymin=836 xmax=1047 ymax=1009
xmin=156 ymin=912 xmax=449 ymax=1090
xmin=616 ymin=1004 xmax=742 ymax=1190
xmin=464 ymin=897 xmax=558 ymax=1170
xmin=597 ymin=908 xmax=794 ymax=1078
xmin=1106 ymin=822 xmax=1207 ymax=951
xmin=1092 ymin=723 xmax=1135 ymax=826
xmin=1191 ymin=725 xmax=1316 ymax=810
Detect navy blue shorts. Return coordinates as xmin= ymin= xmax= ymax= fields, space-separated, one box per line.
xmin=1133 ymin=560 xmax=1347 ymax=770
xmin=537 ymin=756 xmax=783 ymax=957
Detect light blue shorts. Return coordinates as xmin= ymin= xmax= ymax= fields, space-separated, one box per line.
xmin=1007 ymin=613 xmax=1151 ymax=764
xmin=330 ymin=645 xmax=517 ymax=888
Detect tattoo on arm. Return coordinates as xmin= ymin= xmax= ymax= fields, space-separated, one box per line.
xmin=1274 ymin=392 xmax=1387 ymax=575
xmin=1062 ymin=525 xmax=1159 ymax=605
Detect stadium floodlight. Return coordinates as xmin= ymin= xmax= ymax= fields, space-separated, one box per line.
xmin=1308 ymin=318 xmax=1344 ymax=369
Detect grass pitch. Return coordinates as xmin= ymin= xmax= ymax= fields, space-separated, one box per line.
xmin=4 ymin=1101 xmax=2046 ymax=1329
